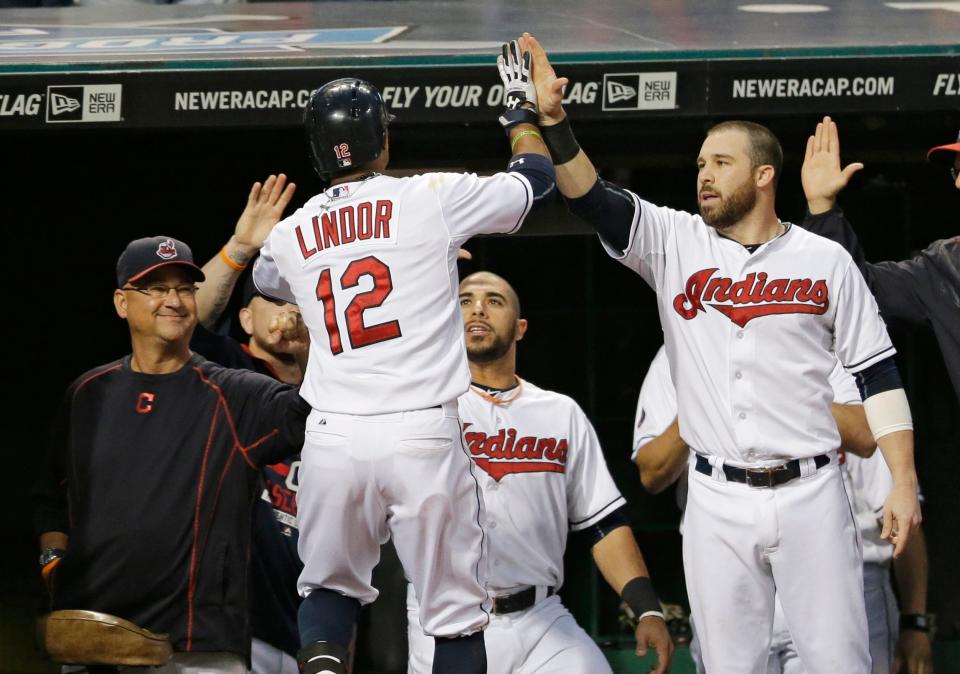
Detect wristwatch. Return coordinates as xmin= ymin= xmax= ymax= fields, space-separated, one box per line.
xmin=899 ymin=613 xmax=931 ymax=633
xmin=38 ymin=548 xmax=65 ymax=567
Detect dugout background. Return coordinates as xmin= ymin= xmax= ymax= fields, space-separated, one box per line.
xmin=1 ymin=109 xmax=958 ymax=671
xmin=0 ymin=2 xmax=958 ymax=669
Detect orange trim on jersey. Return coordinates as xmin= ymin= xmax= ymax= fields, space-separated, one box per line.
xmin=185 ymin=396 xmax=222 ymax=650
xmin=469 ymin=376 xmax=523 ymax=406
xmin=72 ymin=363 xmax=123 ymax=401
xmin=184 ymin=365 xmax=286 ymax=648
xmin=67 ymin=363 xmax=125 ymax=534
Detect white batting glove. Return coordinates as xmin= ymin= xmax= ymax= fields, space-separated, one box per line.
xmin=497 ymin=39 xmax=537 ymax=111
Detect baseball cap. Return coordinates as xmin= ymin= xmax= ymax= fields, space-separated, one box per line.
xmin=926 ymin=130 xmax=960 ymax=166
xmin=116 ymin=236 xmax=206 ymax=287
xmin=240 ymin=272 xmax=264 ymax=307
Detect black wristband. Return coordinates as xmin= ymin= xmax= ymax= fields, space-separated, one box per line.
xmin=621 ymin=576 xmax=662 ymax=618
xmin=899 ymin=613 xmax=931 ymax=633
xmin=541 ymin=117 xmax=581 ymax=164
xmin=498 ymin=107 xmax=538 ymax=133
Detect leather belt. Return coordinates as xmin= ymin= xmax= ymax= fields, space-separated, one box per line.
xmin=491 ymin=586 xmax=555 ymax=615
xmin=695 ymin=453 xmax=830 ymax=488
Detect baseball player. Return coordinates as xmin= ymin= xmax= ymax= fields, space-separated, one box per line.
xmin=521 ymin=33 xmax=921 ymax=673
xmin=405 ymin=271 xmax=674 ymax=674
xmin=634 ymin=346 xmax=931 ymax=674
xmin=252 ymin=43 xmax=556 ymax=674
xmin=801 ymin=117 xmax=960 ymax=403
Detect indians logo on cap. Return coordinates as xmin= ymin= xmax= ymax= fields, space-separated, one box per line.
xmin=156 ymin=239 xmax=178 ymax=260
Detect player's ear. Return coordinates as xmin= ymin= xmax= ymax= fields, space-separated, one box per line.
xmin=113 ymin=289 xmax=128 ymax=319
xmin=515 ymin=318 xmax=528 ymax=342
xmin=755 ymin=164 xmax=775 ymax=189
xmin=238 ymin=306 xmax=255 ymax=337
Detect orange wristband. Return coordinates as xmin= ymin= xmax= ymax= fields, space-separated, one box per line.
xmin=219 ymin=246 xmax=248 ymax=272
xmin=41 ymin=556 xmax=62 ymax=581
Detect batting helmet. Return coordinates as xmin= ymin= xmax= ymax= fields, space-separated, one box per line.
xmin=304 ymin=78 xmax=394 ymax=178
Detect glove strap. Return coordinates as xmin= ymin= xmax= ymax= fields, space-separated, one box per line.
xmin=499 ymin=107 xmax=539 ymax=134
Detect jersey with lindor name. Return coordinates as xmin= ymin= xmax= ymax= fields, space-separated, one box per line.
xmin=607 ymin=197 xmax=894 ymax=465
xmin=254 ymin=171 xmax=533 ymax=415
xmin=458 ymin=380 xmax=625 ymax=591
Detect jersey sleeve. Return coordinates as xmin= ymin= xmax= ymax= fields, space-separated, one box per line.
xmin=566 ymin=402 xmax=627 ymax=531
xmin=802 ymin=207 xmax=930 ymax=325
xmin=632 ymin=347 xmax=678 ymax=460
xmin=433 ymin=171 xmax=533 ymax=241
xmin=827 ymin=358 xmax=862 ymax=406
xmin=219 ymin=368 xmax=310 ymax=467
xmin=833 ymin=259 xmax=896 ymax=374
xmin=599 ymin=195 xmax=683 ymax=291
xmin=252 ymin=233 xmax=297 ymax=305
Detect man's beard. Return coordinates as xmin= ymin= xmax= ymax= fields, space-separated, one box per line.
xmin=699 ymin=179 xmax=758 ymax=230
xmin=466 ymin=325 xmax=515 ymax=364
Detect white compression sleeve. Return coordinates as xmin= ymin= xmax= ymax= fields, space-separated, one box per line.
xmin=863 ymin=388 xmax=913 ymax=441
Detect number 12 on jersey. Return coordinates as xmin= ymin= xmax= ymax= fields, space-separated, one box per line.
xmin=315 ymin=255 xmax=402 ymax=355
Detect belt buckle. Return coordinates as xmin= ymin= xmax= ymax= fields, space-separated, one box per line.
xmin=745 ymin=467 xmax=775 ymax=488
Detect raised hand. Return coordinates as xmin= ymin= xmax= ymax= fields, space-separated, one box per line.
xmin=801 ymin=116 xmax=863 ymax=214
xmin=518 ymin=32 xmax=568 ymax=125
xmin=233 ymin=174 xmax=297 ymax=254
xmin=497 ymin=39 xmax=537 ymax=111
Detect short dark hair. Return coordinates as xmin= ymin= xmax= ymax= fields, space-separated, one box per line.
xmin=707 ymin=120 xmax=783 ymax=189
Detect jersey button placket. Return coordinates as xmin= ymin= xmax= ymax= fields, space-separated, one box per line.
xmin=730 ymin=321 xmax=759 ymax=460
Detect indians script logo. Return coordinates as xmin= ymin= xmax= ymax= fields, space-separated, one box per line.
xmin=156 ymin=239 xmax=178 ymax=260
xmin=463 ymin=423 xmax=568 ymax=481
xmin=673 ymin=268 xmax=829 ymax=327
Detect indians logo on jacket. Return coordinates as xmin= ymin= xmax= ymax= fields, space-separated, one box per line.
xmin=673 ymin=268 xmax=830 ymax=327
xmin=463 ymin=423 xmax=569 ymax=481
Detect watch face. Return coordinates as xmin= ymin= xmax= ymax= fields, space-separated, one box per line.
xmin=39 ymin=549 xmax=64 ymax=566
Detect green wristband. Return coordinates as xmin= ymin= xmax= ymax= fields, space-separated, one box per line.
xmin=510 ymin=129 xmax=543 ymax=152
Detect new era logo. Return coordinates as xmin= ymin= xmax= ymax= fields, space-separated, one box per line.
xmin=602 ymin=72 xmax=677 ymax=111
xmin=46 ymin=84 xmax=122 ymax=123
xmin=606 ymin=80 xmax=637 ymax=104
xmin=49 ymin=92 xmax=81 ymax=116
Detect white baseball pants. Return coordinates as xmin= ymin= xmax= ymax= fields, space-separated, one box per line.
xmin=683 ymin=454 xmax=871 ymax=674
xmin=407 ymin=587 xmax=610 ymax=674
xmin=250 ymin=637 xmax=298 ymax=674
xmin=296 ymin=404 xmax=490 ymax=637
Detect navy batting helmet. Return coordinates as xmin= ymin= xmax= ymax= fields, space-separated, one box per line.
xmin=304 ymin=78 xmax=394 ymax=178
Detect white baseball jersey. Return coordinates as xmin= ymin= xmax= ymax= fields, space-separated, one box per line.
xmin=635 ymin=343 xmax=904 ymax=565
xmin=253 ymin=171 xmax=533 ymax=414
xmin=632 ymin=346 xmax=675 ymax=462
xmin=458 ymin=380 xmax=626 ymax=590
xmin=607 ymin=198 xmax=894 ymax=465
